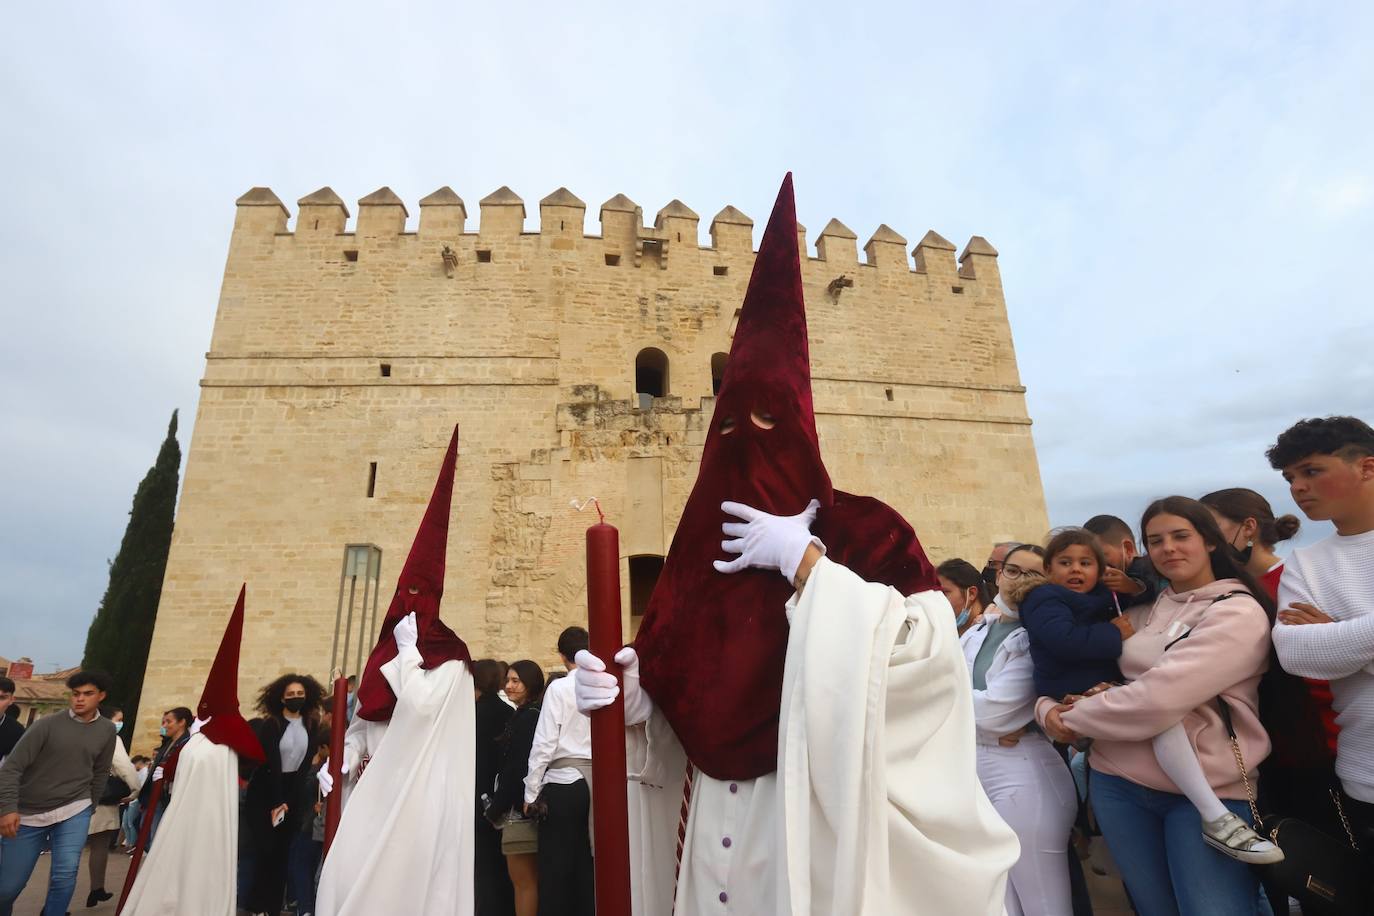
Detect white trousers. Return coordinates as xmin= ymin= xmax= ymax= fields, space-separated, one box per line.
xmin=976 ymin=736 xmax=1078 ymax=916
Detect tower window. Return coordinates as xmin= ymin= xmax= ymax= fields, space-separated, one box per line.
xmin=710 ymin=352 xmax=728 ymax=395
xmin=629 ymin=555 xmax=665 ymax=617
xmin=951 ymin=285 xmax=964 ymax=294
xmin=344 ymin=250 xmax=359 ymax=262
xmin=713 ymin=265 xmax=728 ymax=277
xmin=605 ymin=253 xmax=621 ymax=266
xmin=476 ymin=250 xmax=492 ymax=263
xmin=380 ymin=363 xmax=391 ymax=378
xmin=635 ymin=347 xmax=669 ymax=399
xmin=885 ymin=387 xmax=893 ymax=401
xmin=366 ymin=462 xmax=378 ymax=498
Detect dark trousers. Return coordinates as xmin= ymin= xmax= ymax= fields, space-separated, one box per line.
xmin=475 ymin=815 xmax=515 ymax=916
xmin=536 ymin=780 xmax=595 ymax=916
xmin=287 ymin=831 xmax=322 ymax=916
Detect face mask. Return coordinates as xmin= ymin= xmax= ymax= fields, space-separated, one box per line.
xmin=159 ymin=726 xmax=168 ymax=737
xmin=993 ymin=593 xmax=1018 ymax=620
xmin=114 ymin=721 xmax=123 ymax=734
xmin=955 ymin=608 xmax=971 ymax=629
xmin=283 ymin=697 xmax=307 ymax=714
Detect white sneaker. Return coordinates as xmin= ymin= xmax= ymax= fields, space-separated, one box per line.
xmin=1202 ymin=812 xmax=1285 ymax=864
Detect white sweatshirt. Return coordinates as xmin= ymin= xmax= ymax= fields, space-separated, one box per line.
xmin=1273 ymin=529 xmax=1374 ymax=802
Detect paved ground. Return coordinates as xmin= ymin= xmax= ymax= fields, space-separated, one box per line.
xmin=12 ymin=844 xmax=131 ymax=916
xmin=12 ymin=843 xmax=1135 ymax=915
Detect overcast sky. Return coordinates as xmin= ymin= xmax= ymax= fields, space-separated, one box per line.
xmin=2 ymin=3 xmax=1370 ymax=670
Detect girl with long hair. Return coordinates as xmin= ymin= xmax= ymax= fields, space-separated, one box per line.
xmin=240 ymin=672 xmax=325 ymax=916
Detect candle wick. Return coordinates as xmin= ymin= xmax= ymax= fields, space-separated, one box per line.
xmin=569 ymin=496 xmax=606 ymax=524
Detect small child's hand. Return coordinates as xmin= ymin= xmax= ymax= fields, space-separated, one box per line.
xmin=1102 ymin=567 xmax=1144 ymax=596
xmin=1111 ymin=615 xmax=1136 ymax=639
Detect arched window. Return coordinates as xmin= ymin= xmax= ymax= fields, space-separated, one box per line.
xmin=635 ymin=347 xmax=669 ymax=400
xmin=628 ymin=555 xmax=665 ymax=617
xmin=710 ymin=352 xmax=728 ymax=395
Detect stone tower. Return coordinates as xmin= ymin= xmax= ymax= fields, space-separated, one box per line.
xmin=133 ymin=183 xmax=1048 ymax=745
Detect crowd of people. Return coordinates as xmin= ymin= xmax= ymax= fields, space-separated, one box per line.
xmin=936 ymin=414 xmax=1374 ymax=916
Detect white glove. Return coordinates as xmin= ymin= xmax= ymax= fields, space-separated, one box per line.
xmin=189 ymin=715 xmax=211 ymax=736
xmin=341 ymin=746 xmax=357 ymax=778
xmin=714 ymin=499 xmax=824 ymax=583
xmin=393 ymin=611 xmax=419 ymax=650
xmin=317 ymin=768 xmax=335 ymax=797
xmin=152 ymin=766 xmax=164 ymax=782
xmin=574 ymin=647 xmax=653 ymax=726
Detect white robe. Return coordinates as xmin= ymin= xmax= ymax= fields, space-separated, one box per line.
xmin=630 ymin=556 xmax=1021 ymax=915
xmin=316 ymin=648 xmax=475 ymax=916
xmin=121 ymin=733 xmax=239 ymax=916
xmin=339 ymin=712 xmax=389 ymax=808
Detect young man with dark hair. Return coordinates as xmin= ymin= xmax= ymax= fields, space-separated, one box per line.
xmin=524 ymin=626 xmax=594 ymax=916
xmin=1268 ymin=416 xmax=1374 ymax=852
xmin=0 ymin=670 xmax=117 ymax=916
xmin=0 ymin=678 xmax=23 ymax=764
xmin=1083 ymin=514 xmax=1162 ymax=607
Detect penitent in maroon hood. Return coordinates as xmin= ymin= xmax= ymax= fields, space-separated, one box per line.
xmin=196 ymin=585 xmax=266 ymax=764
xmin=356 ymin=424 xmax=471 ymax=722
xmin=633 ymin=173 xmax=939 ymax=780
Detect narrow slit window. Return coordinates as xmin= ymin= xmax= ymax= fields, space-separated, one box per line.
xmin=713 ymin=265 xmax=728 ymax=277
xmin=951 ymin=285 xmax=964 ymax=294
xmin=605 ymin=253 xmax=621 ymax=267
xmin=885 ymin=387 xmax=894 ymax=401
xmin=476 ymin=249 xmax=492 ymax=263
xmin=367 ymin=462 xmax=377 ymax=498
xmin=344 ymin=250 xmax=359 ymax=263
xmin=380 ymin=363 xmax=391 ymax=378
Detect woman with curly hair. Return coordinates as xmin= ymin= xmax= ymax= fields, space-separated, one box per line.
xmin=240 ymin=672 xmax=325 ymax=915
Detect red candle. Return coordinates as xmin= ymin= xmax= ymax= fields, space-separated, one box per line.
xmin=586 ymin=521 xmax=632 ymax=916
xmin=322 ymin=675 xmax=349 ymax=858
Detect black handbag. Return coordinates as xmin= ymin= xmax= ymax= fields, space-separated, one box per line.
xmin=99 ymin=773 xmax=133 ymax=806
xmin=1216 ymin=697 xmax=1370 ymax=915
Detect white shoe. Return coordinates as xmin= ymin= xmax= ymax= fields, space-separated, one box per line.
xmin=1202 ymin=812 xmax=1285 ymax=864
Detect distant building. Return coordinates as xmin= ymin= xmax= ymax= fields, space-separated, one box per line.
xmin=0 ymin=656 xmax=75 ymax=724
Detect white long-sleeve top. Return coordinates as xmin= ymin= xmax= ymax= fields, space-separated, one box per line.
xmin=523 ymin=673 xmax=591 ymax=804
xmin=1273 ymin=529 xmax=1374 ymax=802
xmin=961 ymin=611 xmax=1038 ymax=742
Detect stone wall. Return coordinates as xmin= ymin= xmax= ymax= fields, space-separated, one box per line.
xmin=133 ymin=184 xmax=1048 ymax=749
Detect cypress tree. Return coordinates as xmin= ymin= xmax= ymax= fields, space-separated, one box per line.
xmin=82 ymin=410 xmax=181 ymax=731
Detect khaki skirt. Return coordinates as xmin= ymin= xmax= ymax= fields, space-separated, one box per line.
xmin=500 ymin=816 xmax=538 ymax=855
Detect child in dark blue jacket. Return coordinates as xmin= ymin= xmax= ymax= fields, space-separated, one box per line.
xmin=1018 ymin=529 xmax=1131 ymax=702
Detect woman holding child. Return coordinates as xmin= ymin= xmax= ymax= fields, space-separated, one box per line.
xmin=1039 ymin=497 xmax=1278 ymax=915
xmin=962 ymin=543 xmax=1079 ymax=916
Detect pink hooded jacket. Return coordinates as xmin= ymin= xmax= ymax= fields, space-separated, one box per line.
xmin=1037 ymin=578 xmax=1271 ymax=799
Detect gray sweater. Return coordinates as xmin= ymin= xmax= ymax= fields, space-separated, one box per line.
xmin=0 ymin=710 xmax=116 ymax=817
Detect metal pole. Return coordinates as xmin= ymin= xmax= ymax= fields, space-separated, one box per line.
xmin=328 ymin=548 xmax=350 ymax=676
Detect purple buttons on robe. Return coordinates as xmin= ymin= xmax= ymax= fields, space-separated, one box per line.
xmin=728 ymin=783 xmax=738 ymax=794
xmin=719 ymin=891 xmax=729 ymax=903
xmin=722 ymin=836 xmax=732 ymax=848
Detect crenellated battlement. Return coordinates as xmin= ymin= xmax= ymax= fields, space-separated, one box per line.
xmin=231 ymin=185 xmax=997 ymax=276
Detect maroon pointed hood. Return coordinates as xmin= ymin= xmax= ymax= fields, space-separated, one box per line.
xmin=634 ymin=174 xmax=938 ymax=780
xmin=197 ymin=585 xmax=266 ymax=764
xmin=356 ymin=424 xmax=470 ymax=721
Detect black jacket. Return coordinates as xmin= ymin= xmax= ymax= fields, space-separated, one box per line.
xmin=490 ymin=703 xmax=540 ymax=818
xmin=475 ymin=693 xmax=514 ymax=802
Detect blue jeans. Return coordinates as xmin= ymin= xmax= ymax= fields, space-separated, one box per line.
xmin=287 ymin=831 xmax=322 ymax=914
xmin=0 ymin=805 xmax=94 ymax=916
xmin=121 ymin=798 xmax=141 ymax=847
xmin=1090 ymin=770 xmax=1265 ymax=916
